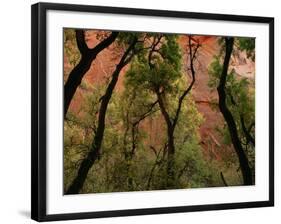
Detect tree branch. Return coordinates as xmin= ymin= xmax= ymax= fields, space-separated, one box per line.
xmin=156 ymin=90 xmax=173 ymax=130
xmin=64 ymin=31 xmax=119 ymax=117
xmin=146 ymin=146 xmax=164 ymax=189
xmin=240 ymin=116 xmax=255 ymax=146
xmin=172 ymin=36 xmax=199 ymax=128
xmin=220 ymin=172 xmax=228 ymax=186
xmin=89 ymin=32 xmax=119 ymax=54
xmin=132 ymin=100 xmax=159 ymax=127
xmin=75 ymin=30 xmax=89 ymax=55
xmin=148 ymin=35 xmax=163 ymax=68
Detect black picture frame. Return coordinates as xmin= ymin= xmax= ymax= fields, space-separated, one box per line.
xmin=31 ymin=2 xmax=274 ymax=222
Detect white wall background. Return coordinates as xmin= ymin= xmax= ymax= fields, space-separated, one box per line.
xmin=0 ymin=0 xmax=279 ymax=223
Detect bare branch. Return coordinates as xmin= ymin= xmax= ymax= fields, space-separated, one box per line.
xmin=132 ymin=100 xmax=159 ymax=126
xmin=220 ymin=172 xmax=228 ymax=186
xmin=146 ymin=146 xmax=164 ymax=189
xmin=172 ymin=36 xmax=200 ymax=128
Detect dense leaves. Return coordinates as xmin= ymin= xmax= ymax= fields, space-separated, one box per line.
xmin=64 ymin=29 xmax=255 ymax=193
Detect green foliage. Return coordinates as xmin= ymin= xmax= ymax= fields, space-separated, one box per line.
xmin=208 ymin=37 xmax=255 ymax=183
xmin=159 ymin=34 xmax=182 ymax=71
xmin=64 ymin=32 xmax=254 ymax=193
xmin=63 ymin=29 xmax=81 ymax=82
xmin=126 ymin=34 xmax=182 ymax=94
xmin=126 ymin=60 xmax=181 ymax=94
xmin=208 ymin=56 xmax=222 ymax=89
xmin=208 ymin=42 xmax=255 ymax=144
xmin=64 ymin=59 xmax=220 ymax=192
xmin=237 ymin=37 xmax=255 ymax=61
xmin=172 ymin=99 xmax=221 ymax=188
xmin=175 ymin=140 xmax=221 ymax=188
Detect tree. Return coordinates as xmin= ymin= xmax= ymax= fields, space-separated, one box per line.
xmin=64 ymin=29 xmax=118 ymax=116
xmin=125 ymin=35 xmax=200 ymax=188
xmin=65 ymin=34 xmax=139 ymax=194
xmin=209 ymin=37 xmax=254 ymax=185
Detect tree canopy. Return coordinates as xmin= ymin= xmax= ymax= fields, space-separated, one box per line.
xmin=63 ymin=29 xmax=255 ymax=193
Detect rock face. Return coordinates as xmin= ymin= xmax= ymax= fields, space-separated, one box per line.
xmin=182 ymin=36 xmax=225 ymax=159
xmin=65 ymin=31 xmax=254 ymax=161
xmin=177 ymin=35 xmax=228 ymax=159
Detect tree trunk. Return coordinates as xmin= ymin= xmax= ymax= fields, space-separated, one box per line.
xmin=166 ymin=127 xmax=176 ymax=188
xmin=217 ymin=37 xmax=252 ymax=185
xmin=65 ymin=38 xmax=137 ymax=194
xmin=156 ymin=91 xmax=176 ymax=188
xmin=64 ymin=54 xmax=93 ymax=116
xmin=64 ymin=30 xmax=118 ymax=117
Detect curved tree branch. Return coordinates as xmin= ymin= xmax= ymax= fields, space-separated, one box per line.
xmin=64 ymin=30 xmax=119 ymax=117
xmin=173 ymin=36 xmax=200 ymax=128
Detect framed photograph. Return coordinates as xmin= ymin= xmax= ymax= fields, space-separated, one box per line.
xmin=31 ymin=2 xmax=274 ymax=222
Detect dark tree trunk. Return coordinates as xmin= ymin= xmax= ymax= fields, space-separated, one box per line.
xmin=156 ymin=91 xmax=176 ymax=188
xmin=65 ymin=38 xmax=138 ymax=194
xmin=64 ymin=30 xmax=118 ymax=117
xmin=217 ymin=37 xmax=252 ymax=185
xmin=64 ymin=54 xmax=93 ymax=116
xmin=166 ymin=127 xmax=176 ymax=188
